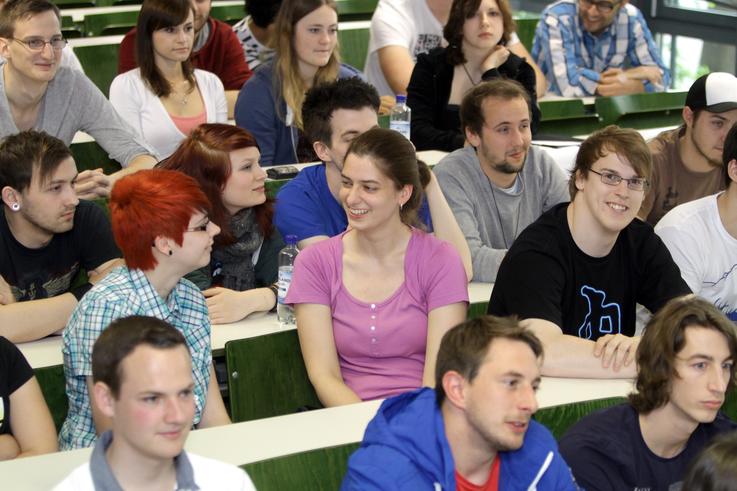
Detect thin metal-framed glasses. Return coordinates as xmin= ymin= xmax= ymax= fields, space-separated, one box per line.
xmin=579 ymin=0 xmax=620 ymax=13
xmin=186 ymin=217 xmax=211 ymax=232
xmin=11 ymin=36 xmax=67 ymax=52
xmin=589 ymin=168 xmax=649 ymax=191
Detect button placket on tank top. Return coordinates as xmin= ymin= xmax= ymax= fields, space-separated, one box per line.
xmin=369 ymin=303 xmax=380 ymax=355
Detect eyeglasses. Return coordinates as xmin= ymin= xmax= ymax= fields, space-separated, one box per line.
xmin=589 ymin=168 xmax=649 ymax=191
xmin=579 ymin=0 xmax=620 ymax=13
xmin=11 ymin=36 xmax=68 ymax=52
xmin=186 ymin=217 xmax=211 ymax=232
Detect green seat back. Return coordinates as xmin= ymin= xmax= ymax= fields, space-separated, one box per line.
xmin=538 ymin=99 xmax=600 ymax=137
xmin=595 ymin=91 xmax=687 ymax=129
xmin=336 ymin=0 xmax=378 ymax=21
xmin=722 ymin=388 xmax=737 ymax=421
xmin=514 ymin=17 xmax=539 ymax=52
xmin=243 ymin=443 xmax=359 ymax=491
xmin=84 ymin=11 xmax=138 ymax=37
xmin=266 ymin=178 xmax=291 ymax=199
xmin=73 ymin=43 xmax=121 ymax=97
xmin=338 ymin=26 xmax=370 ymax=72
xmin=225 ymin=330 xmax=322 ymax=422
xmin=70 ymin=140 xmax=121 ymax=174
xmin=34 ymin=365 xmax=69 ymax=433
xmin=211 ymin=4 xmax=246 ymax=25
xmin=62 ymin=16 xmax=85 ymax=39
xmin=534 ymin=396 xmax=626 ymax=440
xmin=467 ymin=302 xmax=488 ymax=320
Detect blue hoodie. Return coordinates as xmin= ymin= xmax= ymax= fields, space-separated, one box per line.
xmin=234 ymin=62 xmax=364 ymax=166
xmin=341 ymin=388 xmax=578 ymax=490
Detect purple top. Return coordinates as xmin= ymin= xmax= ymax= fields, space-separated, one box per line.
xmin=286 ymin=228 xmax=468 ymax=400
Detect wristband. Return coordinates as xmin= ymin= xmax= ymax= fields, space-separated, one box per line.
xmin=267 ymin=283 xmax=279 ymax=312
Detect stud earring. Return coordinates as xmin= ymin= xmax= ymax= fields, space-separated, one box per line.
xmin=10 ymin=203 xmax=20 ymax=211
xmin=168 ymin=250 xmax=173 ymax=256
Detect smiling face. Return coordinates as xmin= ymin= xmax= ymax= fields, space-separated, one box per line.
xmin=221 ymin=146 xmax=267 ymax=215
xmin=293 ymin=5 xmax=338 ymax=77
xmin=578 ymin=0 xmax=623 ymax=36
xmin=574 ymin=150 xmax=645 ymax=240
xmin=339 ymin=153 xmax=410 ymax=232
xmin=466 ymin=96 xmax=531 ymax=186
xmin=667 ymin=326 xmax=734 ymax=427
xmin=462 ymin=0 xmax=504 ymax=53
xmin=168 ymin=210 xmax=220 ymax=271
xmin=104 ymin=344 xmax=196 ymax=463
xmin=11 ymin=156 xmax=79 ymax=243
xmin=151 ymin=10 xmax=195 ymax=65
xmin=685 ymin=108 xmax=737 ymax=168
xmin=463 ymin=338 xmax=541 ymax=452
xmin=0 ymin=9 xmax=63 ymax=85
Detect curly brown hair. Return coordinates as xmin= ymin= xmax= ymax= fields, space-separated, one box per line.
xmin=628 ymin=295 xmax=737 ymax=414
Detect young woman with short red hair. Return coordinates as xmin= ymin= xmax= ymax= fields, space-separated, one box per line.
xmin=60 ymin=169 xmax=231 ymax=451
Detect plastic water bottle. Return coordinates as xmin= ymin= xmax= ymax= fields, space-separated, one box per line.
xmin=277 ymin=235 xmax=299 ymax=325
xmin=390 ymin=94 xmax=411 ymax=141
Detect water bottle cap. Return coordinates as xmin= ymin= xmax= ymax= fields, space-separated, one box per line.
xmin=285 ymin=234 xmax=298 ymax=245
xmin=395 ymin=94 xmax=406 ymax=104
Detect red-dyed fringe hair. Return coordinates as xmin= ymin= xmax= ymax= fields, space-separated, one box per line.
xmin=160 ymin=123 xmax=274 ymax=247
xmin=110 ymin=169 xmax=212 ymax=271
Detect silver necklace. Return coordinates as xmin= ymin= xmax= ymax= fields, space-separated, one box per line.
xmin=487 ymin=176 xmax=523 ymax=249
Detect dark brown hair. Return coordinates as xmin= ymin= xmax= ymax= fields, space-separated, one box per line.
xmin=435 ymin=315 xmax=543 ymax=404
xmin=628 ymin=295 xmax=737 ymax=414
xmin=345 ymin=127 xmax=431 ymax=228
xmin=459 ymin=78 xmax=530 ymax=137
xmin=135 ymin=0 xmax=195 ymax=97
xmin=681 ymin=431 xmax=737 ymax=491
xmin=0 ymin=0 xmax=60 ymax=38
xmin=723 ymin=122 xmax=737 ymax=189
xmin=0 ymin=130 xmax=72 ymax=193
xmin=443 ymin=0 xmax=515 ymax=66
xmin=92 ymin=316 xmax=188 ymax=398
xmin=160 ymin=123 xmax=274 ymax=246
xmin=302 ymin=77 xmax=380 ymax=146
xmin=569 ymin=125 xmax=652 ymax=199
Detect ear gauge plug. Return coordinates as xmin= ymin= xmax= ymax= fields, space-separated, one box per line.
xmin=168 ymin=250 xmax=173 ymax=256
xmin=10 ymin=203 xmax=20 ymax=211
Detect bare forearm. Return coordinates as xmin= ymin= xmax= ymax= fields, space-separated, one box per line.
xmin=242 ymin=288 xmax=276 ymax=315
xmin=0 ymin=294 xmax=77 ymax=342
xmin=110 ymin=154 xmax=157 ymax=184
xmin=312 ymin=375 xmax=363 ymax=407
xmin=0 ymin=435 xmax=20 ymax=461
xmin=540 ymin=333 xmax=636 ymax=378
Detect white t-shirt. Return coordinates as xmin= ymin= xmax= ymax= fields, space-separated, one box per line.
xmin=365 ymin=0 xmax=444 ymax=97
xmin=53 ymin=452 xmax=257 ymax=491
xmin=655 ymin=192 xmax=737 ymax=321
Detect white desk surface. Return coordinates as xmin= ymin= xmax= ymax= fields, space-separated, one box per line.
xmin=0 ymin=375 xmax=632 ymax=490
xmin=19 ymin=282 xmax=493 ymax=369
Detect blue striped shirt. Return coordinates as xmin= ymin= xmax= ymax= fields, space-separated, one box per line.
xmin=532 ymin=0 xmax=669 ymax=96
xmin=59 ymin=267 xmax=212 ymax=450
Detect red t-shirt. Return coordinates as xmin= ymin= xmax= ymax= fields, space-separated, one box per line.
xmin=455 ymin=456 xmax=501 ymax=491
xmin=117 ymin=18 xmax=252 ymax=90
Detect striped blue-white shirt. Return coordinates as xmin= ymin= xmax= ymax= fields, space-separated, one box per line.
xmin=532 ymin=0 xmax=670 ymax=97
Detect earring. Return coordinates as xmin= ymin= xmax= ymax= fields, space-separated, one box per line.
xmin=399 ymin=203 xmax=404 ymax=212
xmin=168 ymin=250 xmax=173 ymax=256
xmin=10 ymin=203 xmax=20 ymax=211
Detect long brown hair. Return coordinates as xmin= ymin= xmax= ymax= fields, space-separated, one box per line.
xmin=272 ymin=0 xmax=340 ymax=129
xmin=135 ymin=0 xmax=195 ymax=97
xmin=160 ymin=124 xmax=274 ymax=247
xmin=443 ymin=0 xmax=516 ymax=66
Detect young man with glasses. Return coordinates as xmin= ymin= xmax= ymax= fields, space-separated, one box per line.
xmin=0 ymin=0 xmax=156 ymax=200
xmin=531 ymin=0 xmax=668 ymax=97
xmin=488 ymin=126 xmax=690 ymax=378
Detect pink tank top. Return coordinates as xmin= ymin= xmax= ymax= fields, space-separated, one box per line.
xmin=170 ymin=109 xmax=207 ymax=135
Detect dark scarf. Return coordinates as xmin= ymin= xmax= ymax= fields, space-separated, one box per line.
xmin=211 ymin=208 xmax=262 ymax=291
